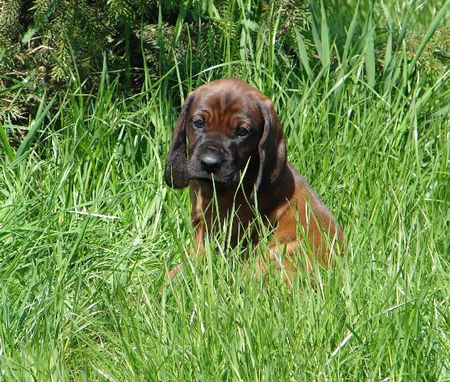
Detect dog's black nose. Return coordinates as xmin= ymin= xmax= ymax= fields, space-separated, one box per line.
xmin=200 ymin=152 xmax=222 ymax=173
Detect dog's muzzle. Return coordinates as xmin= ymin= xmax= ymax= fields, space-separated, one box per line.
xmin=188 ymin=142 xmax=237 ymax=186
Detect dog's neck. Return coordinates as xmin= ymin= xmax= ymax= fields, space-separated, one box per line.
xmin=189 ymin=164 xmax=296 ymax=248
xmin=189 ymin=164 xmax=295 ymax=225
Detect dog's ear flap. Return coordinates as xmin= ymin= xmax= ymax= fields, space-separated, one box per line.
xmin=164 ymin=93 xmax=195 ymax=188
xmin=255 ymin=98 xmax=287 ymax=193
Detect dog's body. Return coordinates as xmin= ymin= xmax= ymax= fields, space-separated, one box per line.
xmin=165 ymin=78 xmax=343 ymax=283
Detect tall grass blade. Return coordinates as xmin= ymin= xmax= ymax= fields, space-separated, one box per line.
xmin=342 ymin=0 xmax=360 ymax=67
xmin=312 ymin=0 xmax=330 ymax=69
xmin=320 ymin=0 xmax=330 ymax=68
xmin=397 ymin=9 xmax=410 ymax=45
xmin=381 ymin=2 xmax=393 ymax=72
xmin=364 ymin=6 xmax=376 ymax=88
xmin=381 ymin=3 xmax=396 ymax=96
xmin=294 ymin=30 xmax=312 ymax=78
xmin=14 ymin=96 xmax=55 ymax=163
xmin=0 ymin=123 xmax=15 ymax=161
xmin=268 ymin=3 xmax=281 ymax=79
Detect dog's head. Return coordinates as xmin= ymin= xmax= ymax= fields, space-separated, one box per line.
xmin=164 ymin=78 xmax=286 ymax=192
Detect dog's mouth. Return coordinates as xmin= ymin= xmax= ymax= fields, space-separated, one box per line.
xmin=187 ymin=171 xmax=239 ymax=188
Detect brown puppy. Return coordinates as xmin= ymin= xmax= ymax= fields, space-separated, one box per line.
xmin=165 ymin=78 xmax=343 ymax=284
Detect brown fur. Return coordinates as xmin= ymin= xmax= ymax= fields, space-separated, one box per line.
xmin=164 ymin=78 xmax=343 ymax=285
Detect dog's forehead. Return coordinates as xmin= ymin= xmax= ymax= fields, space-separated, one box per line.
xmin=191 ymin=79 xmax=264 ymax=121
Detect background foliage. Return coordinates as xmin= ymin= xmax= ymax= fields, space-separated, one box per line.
xmin=0 ymin=0 xmax=312 ymax=121
xmin=0 ymin=0 xmax=449 ymax=380
xmin=1 ymin=0 xmax=447 ymax=122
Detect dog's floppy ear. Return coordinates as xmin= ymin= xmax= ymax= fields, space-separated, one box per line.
xmin=164 ymin=93 xmax=195 ymax=188
xmin=255 ymin=98 xmax=287 ymax=192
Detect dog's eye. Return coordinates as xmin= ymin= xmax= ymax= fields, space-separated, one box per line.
xmin=235 ymin=126 xmax=250 ymax=137
xmin=193 ymin=119 xmax=204 ymax=129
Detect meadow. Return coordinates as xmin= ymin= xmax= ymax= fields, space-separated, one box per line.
xmin=0 ymin=1 xmax=448 ymax=380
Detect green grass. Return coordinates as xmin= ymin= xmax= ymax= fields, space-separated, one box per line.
xmin=0 ymin=2 xmax=449 ymax=380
